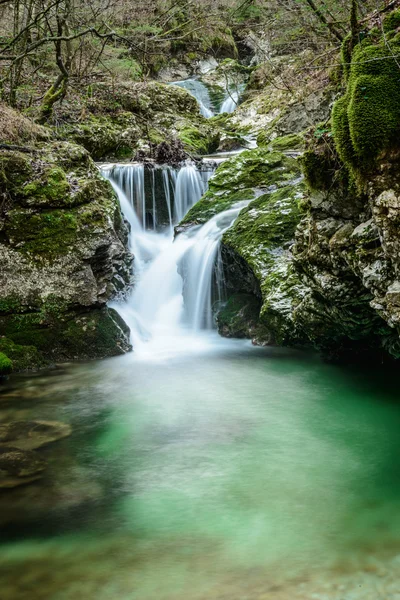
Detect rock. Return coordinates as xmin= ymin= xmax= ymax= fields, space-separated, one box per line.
xmin=0 ymin=446 xmax=46 ymax=488
xmin=180 ymin=147 xmax=301 ymax=226
xmin=57 ymin=81 xmax=221 ymax=160
xmin=0 ymin=421 xmax=72 ymax=451
xmin=0 ymin=352 xmax=12 ymax=376
xmin=0 ymin=140 xmax=132 ymax=369
xmin=179 ymin=145 xmax=307 ymax=346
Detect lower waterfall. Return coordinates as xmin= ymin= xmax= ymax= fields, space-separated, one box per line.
xmin=101 ymin=162 xmax=246 ymax=355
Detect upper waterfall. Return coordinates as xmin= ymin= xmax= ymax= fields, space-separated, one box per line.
xmin=170 ymin=78 xmax=244 ymax=117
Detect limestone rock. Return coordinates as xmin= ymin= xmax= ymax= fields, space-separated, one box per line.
xmin=0 ymin=140 xmax=132 ymax=369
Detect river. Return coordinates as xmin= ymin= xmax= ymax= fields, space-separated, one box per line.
xmin=1 ymin=155 xmax=400 ymax=600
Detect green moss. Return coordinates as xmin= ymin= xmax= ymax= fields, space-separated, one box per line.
xmin=301 ymin=150 xmax=333 ymax=191
xmin=383 ymin=9 xmax=400 ymax=33
xmin=223 ymin=185 xmax=303 ymax=264
xmin=6 ymin=208 xmax=78 ymax=258
xmin=177 ymin=125 xmax=219 ymax=155
xmin=0 ymin=308 xmax=130 ymax=365
xmin=21 ymin=167 xmax=69 ymax=203
xmin=0 ymin=338 xmax=45 ymax=372
xmin=341 ymin=33 xmax=352 ymax=80
xmin=180 ymin=148 xmax=301 ymax=226
xmin=0 ymin=351 xmax=12 ymax=376
xmin=332 ymin=94 xmax=356 ymax=167
xmin=270 ymin=133 xmax=304 ymax=152
xmin=220 ymin=180 xmax=306 ymax=346
xmin=332 ymin=34 xmax=400 ymax=173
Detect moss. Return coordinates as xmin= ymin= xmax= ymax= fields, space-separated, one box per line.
xmin=383 ymin=9 xmax=400 ymax=33
xmin=184 ymin=188 xmax=255 ymax=225
xmin=301 ymin=150 xmax=333 ymax=191
xmin=220 ymin=179 xmax=306 ymax=346
xmin=332 ymin=33 xmax=400 ymax=174
xmin=0 ymin=351 xmax=12 ymax=376
xmin=270 ymin=133 xmax=304 ymax=152
xmin=341 ymin=33 xmax=352 ymax=80
xmin=177 ymin=125 xmax=219 ymax=155
xmin=21 ymin=167 xmax=69 ymax=203
xmin=223 ymin=185 xmax=303 ymax=265
xmin=4 ymin=171 xmax=117 ymax=261
xmin=5 ymin=208 xmax=78 ymax=258
xmin=332 ymin=94 xmax=356 ymax=167
xmin=180 ymin=148 xmax=301 ymax=226
xmin=0 ymin=338 xmax=45 ymax=372
xmin=0 ymin=308 xmax=130 ymax=365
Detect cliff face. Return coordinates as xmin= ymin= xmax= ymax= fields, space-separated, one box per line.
xmin=189 ymin=7 xmax=400 ymax=362
xmin=289 ymin=9 xmax=400 ymax=360
xmin=0 ymin=137 xmax=132 ymax=372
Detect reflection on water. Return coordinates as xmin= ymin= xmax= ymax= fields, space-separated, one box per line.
xmin=1 ymin=336 xmax=400 ymax=599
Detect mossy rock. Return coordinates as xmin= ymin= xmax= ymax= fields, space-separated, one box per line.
xmin=181 ymin=148 xmax=301 ymax=225
xmin=269 ymin=133 xmax=305 ymax=152
xmin=0 ymin=352 xmax=12 ymax=376
xmin=221 ymin=180 xmax=306 ymax=345
xmin=0 ymin=307 xmax=131 ymax=366
xmin=0 ymin=338 xmax=45 ymax=372
xmin=0 ymin=141 xmax=132 ymax=370
xmin=57 ymin=81 xmax=218 ymax=160
xmin=177 ymin=124 xmax=220 ymax=155
xmin=332 ymin=33 xmax=400 ymax=175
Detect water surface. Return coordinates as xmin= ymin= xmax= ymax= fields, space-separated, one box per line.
xmin=1 ymin=336 xmax=400 ymax=599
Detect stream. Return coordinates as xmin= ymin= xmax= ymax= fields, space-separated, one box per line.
xmin=1 ymin=98 xmax=400 ymax=599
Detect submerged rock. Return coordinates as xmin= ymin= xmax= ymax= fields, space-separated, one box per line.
xmin=0 ymin=446 xmax=46 ymax=488
xmin=0 ymin=421 xmax=72 ymax=451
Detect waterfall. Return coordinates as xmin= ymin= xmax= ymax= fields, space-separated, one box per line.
xmin=174 ymin=163 xmax=209 ymax=222
xmin=182 ymin=206 xmax=246 ymax=329
xmin=101 ymin=162 xmax=246 ymax=355
xmin=220 ymin=90 xmax=239 ymax=114
xmin=170 ymin=79 xmax=214 ymax=118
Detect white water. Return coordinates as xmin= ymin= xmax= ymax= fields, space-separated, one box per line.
xmin=101 ymin=162 xmax=247 ymax=358
xmin=171 ymin=78 xmax=243 ymax=117
xmin=220 ymin=89 xmax=239 ymax=113
xmin=170 ymin=79 xmax=214 ymax=118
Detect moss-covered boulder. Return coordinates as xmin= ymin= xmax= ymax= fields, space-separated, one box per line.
xmin=0 ymin=140 xmax=132 ymax=369
xmin=57 ymin=81 xmax=221 ymax=160
xmin=221 ymin=182 xmax=306 ymax=345
xmin=181 ymin=147 xmax=300 ymax=226
xmin=179 ymin=146 xmax=306 ymax=345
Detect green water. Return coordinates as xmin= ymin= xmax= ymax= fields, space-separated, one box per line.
xmin=1 ymin=335 xmax=400 ymax=599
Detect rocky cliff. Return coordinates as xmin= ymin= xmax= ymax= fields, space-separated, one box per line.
xmin=184 ymin=7 xmax=400 ymax=362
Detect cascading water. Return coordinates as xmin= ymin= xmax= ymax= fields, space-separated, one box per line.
xmin=220 ymin=89 xmax=239 ymax=113
xmin=101 ymin=161 xmax=246 ymax=356
xmin=170 ymin=79 xmax=214 ymax=118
